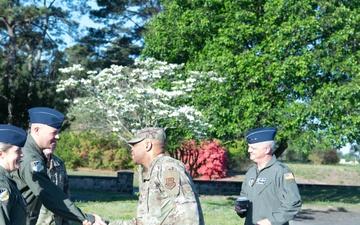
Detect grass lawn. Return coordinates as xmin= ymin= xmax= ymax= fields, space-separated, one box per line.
xmin=71 ymin=193 xmax=244 ymax=225
xmin=68 ymin=163 xmax=360 ymax=224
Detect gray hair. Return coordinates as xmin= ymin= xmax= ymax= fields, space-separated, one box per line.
xmin=260 ymin=140 xmax=276 ymax=153
xmin=0 ymin=142 xmax=13 ymax=152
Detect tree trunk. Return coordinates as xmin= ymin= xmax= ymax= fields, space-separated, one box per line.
xmin=275 ymin=139 xmax=288 ymax=158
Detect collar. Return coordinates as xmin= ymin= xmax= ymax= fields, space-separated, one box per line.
xmin=256 ymin=155 xmax=277 ymax=172
xmin=143 ymin=153 xmax=164 ymax=181
xmin=0 ymin=166 xmax=11 ymax=180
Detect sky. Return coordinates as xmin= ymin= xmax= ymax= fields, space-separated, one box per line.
xmin=340 ymin=143 xmax=351 ymax=154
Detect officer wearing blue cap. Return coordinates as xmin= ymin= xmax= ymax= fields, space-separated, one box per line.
xmin=11 ymin=107 xmax=107 ymax=225
xmin=0 ymin=124 xmax=27 ymax=225
xmin=235 ymin=126 xmax=302 ymax=225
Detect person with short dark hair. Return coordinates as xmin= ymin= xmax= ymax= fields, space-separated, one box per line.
xmin=112 ymin=127 xmax=204 ymax=225
xmin=235 ymin=126 xmax=302 ymax=225
xmin=0 ymin=124 xmax=28 ymax=225
xmin=11 ymin=107 xmax=107 ymax=225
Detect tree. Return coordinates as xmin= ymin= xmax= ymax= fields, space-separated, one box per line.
xmin=63 ymin=0 xmax=162 ymax=71
xmin=0 ymin=0 xmax=84 ymax=125
xmin=142 ymin=0 xmax=360 ymax=155
xmin=56 ymin=58 xmax=223 ymax=144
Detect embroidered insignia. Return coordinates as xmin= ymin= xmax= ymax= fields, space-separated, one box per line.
xmin=249 ymin=177 xmax=256 ymax=186
xmin=32 ymin=161 xmax=44 ymax=172
xmin=165 ymin=177 xmax=176 ymax=189
xmin=256 ymin=178 xmax=266 ymax=184
xmin=0 ymin=189 xmax=9 ymax=201
xmin=284 ymin=172 xmax=295 ymax=180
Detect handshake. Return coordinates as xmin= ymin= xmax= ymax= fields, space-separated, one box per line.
xmin=234 ymin=197 xmax=250 ymax=218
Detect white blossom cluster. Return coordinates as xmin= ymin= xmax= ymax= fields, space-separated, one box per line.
xmin=57 ymin=58 xmax=222 ymax=140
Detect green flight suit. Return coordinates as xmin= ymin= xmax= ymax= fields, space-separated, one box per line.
xmin=240 ymin=155 xmax=302 ymax=225
xmin=36 ymin=154 xmax=70 ymax=225
xmin=11 ymin=135 xmax=95 ymax=225
xmin=0 ymin=166 xmax=27 ymax=225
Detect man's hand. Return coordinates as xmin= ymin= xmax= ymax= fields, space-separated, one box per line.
xmin=83 ymin=214 xmax=108 ymax=225
xmin=92 ymin=214 xmax=108 ymax=225
xmin=82 ymin=220 xmax=91 ymax=225
xmin=256 ymin=218 xmax=272 ymax=225
xmin=234 ymin=200 xmax=246 ymax=218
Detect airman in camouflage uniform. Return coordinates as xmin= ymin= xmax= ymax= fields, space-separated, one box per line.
xmin=36 ymin=152 xmax=70 ymax=225
xmin=235 ymin=126 xmax=302 ymax=225
xmin=111 ymin=127 xmax=204 ymax=225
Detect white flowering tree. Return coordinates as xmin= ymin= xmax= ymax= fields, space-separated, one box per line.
xmin=57 ymin=58 xmax=225 ymax=144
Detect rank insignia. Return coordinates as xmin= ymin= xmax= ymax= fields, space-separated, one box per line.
xmin=165 ymin=177 xmax=176 ymax=189
xmin=32 ymin=161 xmax=44 ymax=172
xmin=0 ymin=189 xmax=9 ymax=201
xmin=256 ymin=178 xmax=266 ymax=184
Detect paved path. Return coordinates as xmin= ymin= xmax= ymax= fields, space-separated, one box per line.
xmin=289 ymin=204 xmax=360 ymax=225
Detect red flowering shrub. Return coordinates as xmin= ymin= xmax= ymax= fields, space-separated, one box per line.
xmin=177 ymin=139 xmax=229 ymax=180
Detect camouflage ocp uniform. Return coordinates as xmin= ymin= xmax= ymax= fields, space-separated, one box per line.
xmin=136 ymin=153 xmax=204 ymax=225
xmin=36 ymin=154 xmax=70 ymax=225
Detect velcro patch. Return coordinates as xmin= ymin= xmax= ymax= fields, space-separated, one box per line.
xmin=32 ymin=161 xmax=44 ymax=172
xmin=165 ymin=177 xmax=176 ymax=189
xmin=162 ymin=170 xmax=180 ymax=196
xmin=0 ymin=189 xmax=9 ymax=201
xmin=284 ymin=172 xmax=295 ymax=180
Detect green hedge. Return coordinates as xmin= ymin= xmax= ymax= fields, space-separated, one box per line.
xmin=55 ymin=131 xmax=134 ymax=170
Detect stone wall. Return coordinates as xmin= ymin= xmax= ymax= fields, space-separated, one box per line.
xmin=68 ymin=172 xmax=360 ymax=196
xmin=68 ymin=171 xmax=243 ymax=195
xmin=68 ymin=171 xmax=134 ymax=195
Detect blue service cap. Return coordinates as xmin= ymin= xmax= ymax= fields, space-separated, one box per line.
xmin=0 ymin=124 xmax=28 ymax=147
xmin=246 ymin=126 xmax=277 ymax=144
xmin=28 ymin=107 xmax=65 ymax=129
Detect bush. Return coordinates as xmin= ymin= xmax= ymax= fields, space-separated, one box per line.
xmin=323 ymin=147 xmax=340 ymax=165
xmin=223 ymin=139 xmax=248 ymax=170
xmin=56 ymin=131 xmax=132 ymax=170
xmin=177 ymin=139 xmax=228 ymax=180
xmin=308 ymin=151 xmax=324 ymax=165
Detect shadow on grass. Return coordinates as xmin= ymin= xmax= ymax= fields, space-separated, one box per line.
xmin=298 ymin=184 xmax=360 ymax=204
xmin=70 ymin=188 xmax=138 ymax=202
xmin=70 ymin=184 xmax=360 ymax=205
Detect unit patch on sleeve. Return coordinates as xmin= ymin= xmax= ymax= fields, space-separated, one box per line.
xmin=162 ymin=169 xmax=180 ymax=196
xmin=0 ymin=188 xmax=9 ymax=201
xmin=32 ymin=161 xmax=44 ymax=172
xmin=165 ymin=177 xmax=176 ymax=189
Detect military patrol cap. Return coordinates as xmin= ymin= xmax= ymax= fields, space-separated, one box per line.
xmin=28 ymin=107 xmax=65 ymax=129
xmin=246 ymin=126 xmax=277 ymax=144
xmin=128 ymin=127 xmax=166 ymax=144
xmin=0 ymin=124 xmax=27 ymax=147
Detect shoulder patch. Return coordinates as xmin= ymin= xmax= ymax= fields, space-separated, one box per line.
xmin=0 ymin=188 xmax=9 ymax=201
xmin=284 ymin=172 xmax=295 ymax=180
xmin=162 ymin=169 xmax=180 ymax=196
xmin=32 ymin=161 xmax=45 ymax=172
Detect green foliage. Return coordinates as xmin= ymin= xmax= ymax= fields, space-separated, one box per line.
xmin=56 ymin=131 xmax=132 ymax=170
xmin=307 ymin=146 xmax=340 ymax=165
xmin=142 ymin=0 xmax=360 ymax=153
xmin=308 ymin=151 xmax=324 ymax=165
xmin=222 ymin=139 xmax=249 ymax=170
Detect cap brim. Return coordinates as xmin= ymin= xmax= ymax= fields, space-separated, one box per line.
xmin=127 ymin=137 xmax=145 ymax=144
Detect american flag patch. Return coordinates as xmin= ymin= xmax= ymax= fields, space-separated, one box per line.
xmin=284 ymin=172 xmax=295 ymax=180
